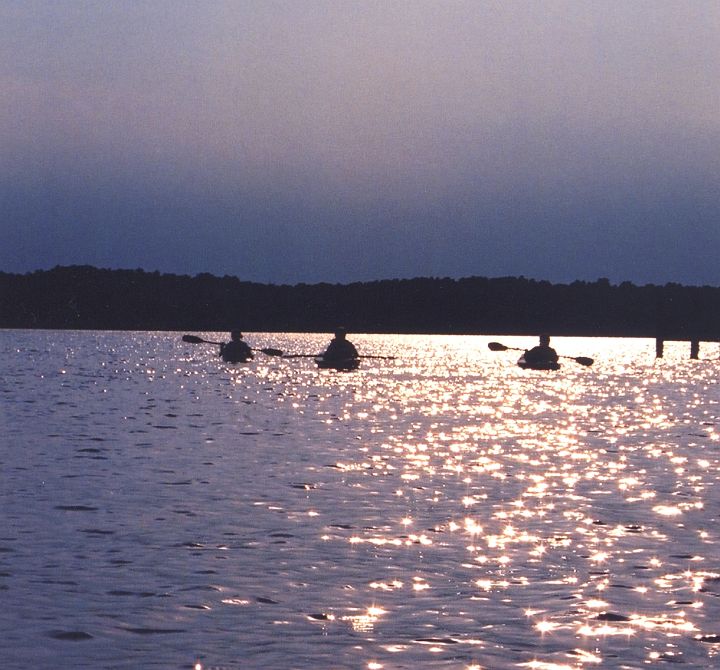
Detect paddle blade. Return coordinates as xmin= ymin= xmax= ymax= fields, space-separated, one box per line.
xmin=260 ymin=348 xmax=284 ymax=357
xmin=488 ymin=342 xmax=509 ymax=351
xmin=574 ymin=356 xmax=594 ymax=366
xmin=182 ymin=335 xmax=205 ymax=344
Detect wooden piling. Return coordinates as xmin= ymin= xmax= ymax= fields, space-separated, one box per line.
xmin=655 ymin=337 xmax=664 ymax=358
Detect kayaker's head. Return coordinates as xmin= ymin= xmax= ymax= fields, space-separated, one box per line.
xmin=334 ymin=327 xmax=347 ymax=340
xmin=539 ymin=334 xmax=551 ymax=347
xmin=231 ymin=330 xmax=243 ymax=341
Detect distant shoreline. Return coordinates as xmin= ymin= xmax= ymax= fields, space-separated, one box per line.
xmin=2 ymin=265 xmax=720 ymax=341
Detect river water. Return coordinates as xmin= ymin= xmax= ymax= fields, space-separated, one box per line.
xmin=2 ymin=330 xmax=720 ymax=669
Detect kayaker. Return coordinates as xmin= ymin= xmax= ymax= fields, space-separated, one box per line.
xmin=523 ymin=334 xmax=558 ymax=366
xmin=321 ymin=327 xmax=359 ymax=362
xmin=219 ymin=330 xmax=254 ymax=363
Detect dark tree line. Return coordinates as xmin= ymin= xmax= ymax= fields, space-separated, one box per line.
xmin=1 ymin=265 xmax=719 ymax=339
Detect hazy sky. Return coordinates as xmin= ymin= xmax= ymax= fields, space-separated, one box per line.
xmin=2 ymin=0 xmax=719 ymax=285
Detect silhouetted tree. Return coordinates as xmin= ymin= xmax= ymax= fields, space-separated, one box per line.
xmin=2 ymin=266 xmax=720 ymax=339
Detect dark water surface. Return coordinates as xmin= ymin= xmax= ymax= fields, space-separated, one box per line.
xmin=2 ymin=330 xmax=720 ymax=669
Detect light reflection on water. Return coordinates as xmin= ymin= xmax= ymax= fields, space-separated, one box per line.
xmin=2 ymin=330 xmax=720 ymax=669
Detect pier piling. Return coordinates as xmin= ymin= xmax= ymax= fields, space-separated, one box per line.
xmin=655 ymin=337 xmax=703 ymax=359
xmin=655 ymin=338 xmax=664 ymax=358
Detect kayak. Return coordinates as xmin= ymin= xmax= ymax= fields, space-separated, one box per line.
xmin=517 ymin=355 xmax=560 ymax=371
xmin=221 ymin=352 xmax=253 ymax=364
xmin=315 ymin=357 xmax=360 ymax=371
xmin=219 ymin=341 xmax=254 ymax=364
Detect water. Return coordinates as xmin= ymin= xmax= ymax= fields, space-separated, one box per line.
xmin=2 ymin=330 xmax=720 ymax=669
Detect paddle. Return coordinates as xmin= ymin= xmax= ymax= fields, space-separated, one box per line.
xmin=488 ymin=341 xmax=594 ymax=367
xmin=181 ymin=334 xmax=284 ymax=357
xmin=182 ymin=334 xmax=223 ymax=345
xmin=183 ymin=335 xmax=395 ymax=360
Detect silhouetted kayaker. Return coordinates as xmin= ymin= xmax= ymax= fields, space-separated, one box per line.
xmin=219 ymin=330 xmax=254 ymax=363
xmin=523 ymin=334 xmax=559 ymax=366
xmin=321 ymin=327 xmax=359 ymax=362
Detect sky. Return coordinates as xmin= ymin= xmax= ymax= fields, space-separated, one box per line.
xmin=1 ymin=0 xmax=719 ymax=286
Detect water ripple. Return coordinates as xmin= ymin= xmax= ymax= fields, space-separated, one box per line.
xmin=3 ymin=331 xmax=720 ymax=668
